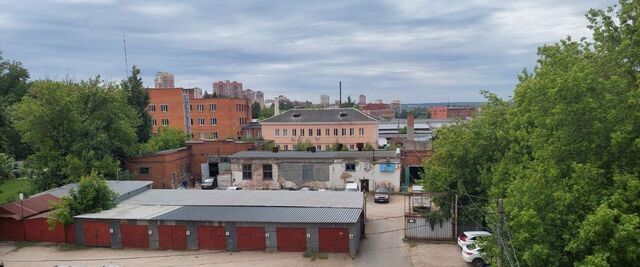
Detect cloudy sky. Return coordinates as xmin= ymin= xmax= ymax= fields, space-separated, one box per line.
xmin=0 ymin=0 xmax=615 ymax=103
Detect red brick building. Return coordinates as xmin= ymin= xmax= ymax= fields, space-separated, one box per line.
xmin=212 ymin=80 xmax=243 ymax=98
xmin=360 ymin=103 xmax=395 ymax=119
xmin=147 ymin=88 xmax=251 ymax=141
xmin=428 ymin=106 xmax=476 ymax=119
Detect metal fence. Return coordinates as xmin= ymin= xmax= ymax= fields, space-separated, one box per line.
xmin=404 ymin=215 xmax=454 ymax=240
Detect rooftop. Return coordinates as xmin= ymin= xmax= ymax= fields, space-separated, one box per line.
xmin=260 ymin=108 xmax=378 ymax=123
xmin=230 ymin=150 xmax=399 ymax=160
xmin=33 ymin=180 xmax=152 ymax=202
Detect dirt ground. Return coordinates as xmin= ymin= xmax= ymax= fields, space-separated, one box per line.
xmin=0 ymin=195 xmax=468 ymax=267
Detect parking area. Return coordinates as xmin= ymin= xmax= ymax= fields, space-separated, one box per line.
xmin=0 ymin=195 xmax=468 ymax=267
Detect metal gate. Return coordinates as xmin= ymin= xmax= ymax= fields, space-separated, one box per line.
xmin=120 ymin=223 xmax=149 ymax=248
xmin=197 ymin=226 xmax=226 ymax=250
xmin=276 ymin=227 xmax=307 ymax=252
xmin=158 ymin=225 xmax=187 ymax=250
xmin=83 ymin=221 xmax=111 ymax=247
xmin=318 ymin=228 xmax=349 ymax=253
xmin=236 ymin=227 xmax=266 ymax=251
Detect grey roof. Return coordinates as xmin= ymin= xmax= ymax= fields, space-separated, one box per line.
xmin=122 ymin=190 xmax=364 ymax=209
xmin=154 ymin=206 xmax=362 ymax=224
xmin=230 ymin=150 xmax=399 ymax=160
xmin=33 ymin=180 xmax=152 ymax=202
xmin=260 ymin=108 xmax=378 ymax=123
xmin=75 ymin=205 xmax=181 ymax=220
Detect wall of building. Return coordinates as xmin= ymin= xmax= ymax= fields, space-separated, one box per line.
xmin=148 ymin=88 xmax=187 ymax=132
xmin=261 ymin=122 xmax=378 ymax=151
xmin=188 ymin=98 xmax=251 ymax=141
xmin=125 ymin=149 xmax=191 ymax=189
xmin=189 ymin=140 xmax=254 ymax=180
xmin=328 ymin=159 xmax=401 ymax=191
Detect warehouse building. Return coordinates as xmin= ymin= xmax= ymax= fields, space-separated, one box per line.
xmin=74 ymin=190 xmax=364 ymax=256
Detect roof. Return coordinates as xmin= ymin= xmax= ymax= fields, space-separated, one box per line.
xmin=153 ymin=206 xmax=362 ymax=224
xmin=75 ymin=205 xmax=181 ymax=220
xmin=260 ymin=108 xmax=378 ymax=123
xmin=360 ymin=103 xmax=391 ymax=110
xmin=229 ymin=150 xmax=399 ymax=160
xmin=33 ymin=180 xmax=152 ymax=202
xmin=0 ymin=193 xmax=59 ymax=220
xmin=122 ymin=190 xmax=364 ymax=209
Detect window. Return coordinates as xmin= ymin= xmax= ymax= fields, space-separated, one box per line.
xmin=210 ymin=118 xmax=217 ymax=125
xmin=350 ymin=144 xmax=355 ymax=150
xmin=160 ymin=104 xmax=168 ymax=112
xmin=325 ymin=145 xmax=330 ymax=150
xmin=325 ymin=129 xmax=330 ymax=136
xmin=342 ymin=128 xmax=347 ymax=136
xmin=152 ymin=119 xmax=157 ymax=126
xmin=239 ymin=118 xmax=247 ymax=125
xmin=209 ymin=104 xmax=217 ymax=111
xmin=284 ymin=144 xmax=289 ymax=150
xmin=350 ymin=128 xmax=354 ymax=136
xmin=359 ymin=128 xmax=364 ymax=135
xmin=308 ymin=129 xmax=313 ymax=136
xmin=300 ymin=129 xmax=305 ymax=136
xmin=317 ymin=129 xmax=321 ymax=136
xmin=197 ymin=104 xmax=204 ymax=112
xmin=148 ymin=105 xmax=156 ymax=112
xmin=200 ymin=132 xmax=206 ymax=139
xmin=210 ymin=132 xmax=218 ymax=139
xmin=283 ymin=129 xmax=288 ymax=136
xmin=316 ymin=145 xmax=322 ymax=150
xmin=139 ymin=167 xmax=150 ymax=175
xmin=161 ymin=119 xmax=169 ymax=126
xmin=275 ymin=129 xmax=280 ymax=136
xmin=345 ymin=163 xmax=356 ymax=172
xmin=242 ymin=164 xmax=252 ymax=180
xmin=189 ymin=105 xmax=192 ymax=111
xmin=198 ymin=118 xmax=205 ymax=125
xmin=334 ymin=128 xmax=338 ymax=136
xmin=263 ymin=164 xmax=273 ymax=180
xmin=292 ymin=129 xmax=297 ymax=136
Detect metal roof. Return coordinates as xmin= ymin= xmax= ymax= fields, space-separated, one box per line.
xmin=153 ymin=206 xmax=362 ymax=224
xmin=122 ymin=190 xmax=364 ymax=209
xmin=260 ymin=108 xmax=378 ymax=123
xmin=229 ymin=150 xmax=399 ymax=160
xmin=75 ymin=205 xmax=181 ymax=220
xmin=0 ymin=193 xmax=59 ymax=220
xmin=33 ymin=180 xmax=152 ymax=202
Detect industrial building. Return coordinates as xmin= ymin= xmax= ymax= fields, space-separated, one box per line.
xmin=74 ymin=190 xmax=364 ymax=256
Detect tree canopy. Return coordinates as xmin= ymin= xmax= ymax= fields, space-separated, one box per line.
xmin=422 ymin=1 xmax=640 ymax=266
xmin=251 ymin=101 xmax=261 ymax=119
xmin=141 ymin=127 xmax=188 ymax=154
xmin=121 ymin=66 xmax=152 ymax=143
xmin=0 ymin=53 xmax=32 ymax=160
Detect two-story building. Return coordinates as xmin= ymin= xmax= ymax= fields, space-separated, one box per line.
xmin=260 ymin=108 xmax=379 ymax=151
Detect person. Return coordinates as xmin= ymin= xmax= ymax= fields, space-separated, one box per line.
xmin=181 ymin=178 xmax=187 ymax=189
xmin=191 ymin=176 xmax=196 ymax=187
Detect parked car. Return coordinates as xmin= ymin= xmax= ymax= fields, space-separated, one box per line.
xmin=462 ymin=243 xmax=485 ymax=267
xmin=458 ymin=231 xmax=492 ymax=247
xmin=374 ymin=187 xmax=390 ymax=203
xmin=411 ymin=185 xmax=430 ymax=211
xmin=345 ymin=182 xmax=359 ymax=192
xmin=226 ymin=186 xmax=243 ymax=190
xmin=200 ymin=178 xmax=216 ymax=190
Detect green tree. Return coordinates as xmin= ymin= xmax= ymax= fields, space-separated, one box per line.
xmin=251 ymin=101 xmax=261 ymax=119
xmin=342 ymin=95 xmax=356 ymax=108
xmin=259 ymin=106 xmax=275 ymax=119
xmin=11 ymin=79 xmax=140 ymax=190
xmin=121 ymin=66 xmax=152 ymax=143
xmin=294 ymin=139 xmax=313 ymax=151
xmin=48 ymin=173 xmax=117 ymax=227
xmin=142 ymin=127 xmax=188 ymax=154
xmin=0 ymin=53 xmax=32 ymax=160
xmin=0 ymin=153 xmax=15 ymax=182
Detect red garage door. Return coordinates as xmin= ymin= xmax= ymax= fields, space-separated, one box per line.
xmin=197 ymin=226 xmax=226 ymax=250
xmin=276 ymin=227 xmax=307 ymax=252
xmin=24 ymin=218 xmax=65 ymax=243
xmin=236 ymin=227 xmax=265 ymax=251
xmin=83 ymin=221 xmax=111 ymax=247
xmin=318 ymin=228 xmax=349 ymax=253
xmin=120 ymin=223 xmax=149 ymax=249
xmin=0 ymin=218 xmax=24 ymax=241
xmin=158 ymin=225 xmax=187 ymax=250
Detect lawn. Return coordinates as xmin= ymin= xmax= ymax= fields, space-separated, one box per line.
xmin=0 ymin=179 xmax=34 ymax=204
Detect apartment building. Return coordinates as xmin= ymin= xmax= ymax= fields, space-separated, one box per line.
xmin=260 ymin=108 xmax=379 ymax=151
xmin=428 ymin=105 xmax=476 ymax=119
xmin=147 ymin=88 xmax=251 ymax=141
xmin=360 ymin=103 xmax=395 ymax=119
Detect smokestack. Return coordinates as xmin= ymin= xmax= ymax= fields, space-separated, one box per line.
xmin=339 ymin=81 xmax=342 ymax=108
xmin=274 ymin=98 xmax=280 ymax=115
xmin=407 ymin=111 xmax=415 ymax=141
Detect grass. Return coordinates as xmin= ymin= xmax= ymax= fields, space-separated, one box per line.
xmin=303 ymin=252 xmax=329 ymax=261
xmin=0 ymin=178 xmax=34 ymax=204
xmin=13 ymin=241 xmax=34 ymax=251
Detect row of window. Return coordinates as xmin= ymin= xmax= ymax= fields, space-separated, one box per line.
xmin=274 ymin=128 xmax=365 ymax=137
xmin=189 ymin=118 xmax=218 ymax=126
xmin=152 ymin=119 xmax=170 ymax=126
xmin=148 ymin=104 xmax=169 ymax=112
xmin=242 ymin=164 xmax=273 ymax=180
xmin=236 ymin=104 xmax=249 ymax=112
xmin=189 ymin=104 xmax=217 ymax=112
xmin=276 ymin=143 xmax=357 ymax=151
xmin=197 ymin=131 xmax=218 ymax=140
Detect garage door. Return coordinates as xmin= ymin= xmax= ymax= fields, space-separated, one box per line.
xmin=197 ymin=226 xmax=226 ymax=250
xmin=0 ymin=218 xmax=24 ymax=241
xmin=276 ymin=227 xmax=307 ymax=252
xmin=120 ymin=223 xmax=149 ymax=249
xmin=25 ymin=218 xmax=65 ymax=243
xmin=318 ymin=228 xmax=349 ymax=253
xmin=83 ymin=221 xmax=111 ymax=247
xmin=236 ymin=227 xmax=266 ymax=251
xmin=158 ymin=225 xmax=187 ymax=250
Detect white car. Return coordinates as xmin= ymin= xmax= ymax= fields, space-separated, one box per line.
xmin=226 ymin=186 xmax=243 ymax=190
xmin=457 ymin=231 xmax=491 ymax=247
xmin=462 ymin=243 xmax=485 ymax=267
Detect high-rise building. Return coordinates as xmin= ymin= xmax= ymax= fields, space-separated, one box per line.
xmin=358 ymin=94 xmax=366 ymax=105
xmin=320 ymin=95 xmax=330 ymax=107
xmin=212 ymin=80 xmax=243 ymax=98
xmin=255 ymin=91 xmax=265 ymax=107
xmin=154 ymin=72 xmax=175 ymax=88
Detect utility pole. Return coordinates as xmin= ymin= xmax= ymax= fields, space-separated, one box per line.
xmin=123 ymin=33 xmax=129 ymax=77
xmin=497 ymin=198 xmax=504 ymax=267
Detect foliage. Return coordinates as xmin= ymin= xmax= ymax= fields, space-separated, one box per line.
xmin=363 ymin=143 xmax=374 ymax=151
xmin=342 ymin=95 xmax=356 ymax=108
xmin=397 ymin=108 xmax=430 ymax=119
xmin=251 ymin=101 xmax=261 ymax=119
xmin=422 ymin=2 xmax=640 ymax=266
xmin=0 ymin=53 xmax=32 ymax=160
xmin=398 ymin=126 xmax=407 ymax=134
xmin=141 ymin=127 xmax=188 ymax=154
xmin=259 ymin=140 xmax=275 ymax=151
xmin=0 ymin=178 xmax=34 ymax=204
xmin=0 ymin=153 xmax=15 ymax=181
xmin=259 ymin=105 xmax=275 ymax=119
xmin=11 ymin=79 xmax=140 ymax=190
xmin=278 ymin=99 xmax=295 ymax=111
xmin=294 ymin=139 xmax=313 ymax=151
xmin=48 ymin=173 xmax=117 ymax=227
xmin=120 ymin=66 xmax=152 ymax=143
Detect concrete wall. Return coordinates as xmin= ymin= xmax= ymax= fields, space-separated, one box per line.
xmin=262 ymin=122 xmax=379 ymax=150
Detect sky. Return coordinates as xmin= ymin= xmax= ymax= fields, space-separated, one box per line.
xmin=0 ymin=0 xmax=616 ymax=103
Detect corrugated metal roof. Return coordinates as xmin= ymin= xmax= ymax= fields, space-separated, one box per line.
xmin=229 ymin=150 xmax=399 ymax=160
xmin=33 ymin=180 xmax=152 ymax=202
xmin=261 ymin=108 xmax=378 ymax=123
xmin=122 ymin=190 xmax=364 ymax=209
xmin=153 ymin=206 xmax=362 ymax=224
xmin=75 ymin=205 xmax=181 ymax=220
xmin=0 ymin=193 xmax=59 ymax=220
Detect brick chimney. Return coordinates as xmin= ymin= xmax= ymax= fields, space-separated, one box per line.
xmin=407 ymin=111 xmax=415 ymax=140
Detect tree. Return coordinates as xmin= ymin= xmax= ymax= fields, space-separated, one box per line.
xmin=11 ymin=79 xmax=140 ymax=190
xmin=141 ymin=127 xmax=188 ymax=154
xmin=251 ymin=101 xmax=261 ymax=119
xmin=211 ymin=92 xmax=218 ymax=98
xmin=342 ymin=95 xmax=356 ymax=108
xmin=48 ymin=173 xmax=117 ymax=227
xmin=259 ymin=106 xmax=275 ymax=119
xmin=203 ymin=91 xmax=211 ymax=99
xmin=0 ymin=153 xmax=15 ymax=182
xmin=0 ymin=53 xmax=32 ymax=160
xmin=294 ymin=139 xmax=313 ymax=151
xmin=121 ymin=66 xmax=152 ymax=143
